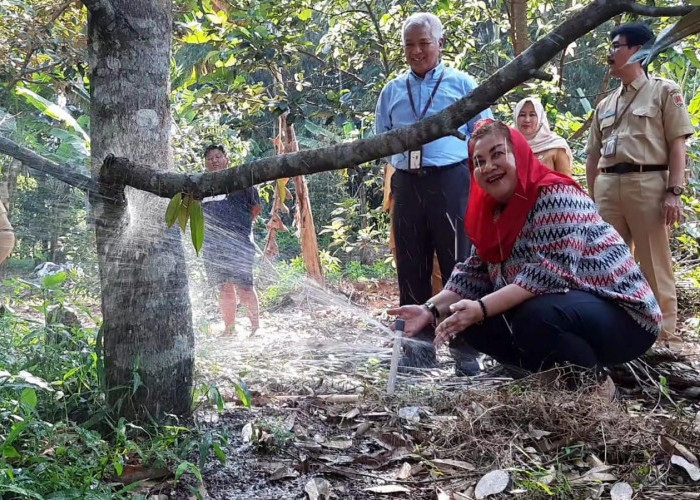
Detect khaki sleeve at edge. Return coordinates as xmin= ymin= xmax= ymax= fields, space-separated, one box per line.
xmin=585 ymin=107 xmax=602 ymax=156
xmin=661 ymin=84 xmax=695 ymax=142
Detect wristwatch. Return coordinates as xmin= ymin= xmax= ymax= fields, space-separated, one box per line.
xmin=666 ymin=186 xmax=684 ymax=196
xmin=423 ymin=300 xmax=440 ymax=321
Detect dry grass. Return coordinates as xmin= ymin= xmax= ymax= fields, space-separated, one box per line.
xmin=387 ymin=371 xmax=700 ymax=497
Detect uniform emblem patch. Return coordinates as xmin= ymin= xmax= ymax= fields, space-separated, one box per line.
xmin=672 ymin=92 xmax=684 ymax=107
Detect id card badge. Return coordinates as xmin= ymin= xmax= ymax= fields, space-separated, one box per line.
xmin=603 ymin=135 xmax=618 ymax=158
xmin=409 ymin=149 xmax=422 ymax=170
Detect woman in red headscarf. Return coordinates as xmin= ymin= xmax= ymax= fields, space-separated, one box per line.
xmin=389 ymin=121 xmax=660 ymax=393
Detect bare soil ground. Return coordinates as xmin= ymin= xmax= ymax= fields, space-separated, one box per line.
xmin=4 ymin=265 xmax=699 ymax=499
xmin=176 ymin=280 xmax=700 ymax=500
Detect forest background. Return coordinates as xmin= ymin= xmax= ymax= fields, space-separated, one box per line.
xmin=3 ymin=0 xmax=699 ymax=277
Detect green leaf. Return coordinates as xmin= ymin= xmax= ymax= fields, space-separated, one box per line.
xmin=132 ymin=371 xmax=142 ymax=395
xmin=165 ymin=193 xmax=183 ymax=228
xmin=172 ymin=43 xmax=215 ymax=89
xmin=297 ymin=8 xmax=312 ymax=21
xmin=4 ymin=421 xmax=28 ymax=448
xmin=234 ymin=379 xmax=252 ymax=409
xmin=174 ymin=461 xmax=203 ymax=485
xmin=2 ymin=445 xmax=20 ymax=458
xmin=178 ymin=196 xmax=191 ymax=231
xmin=198 ymin=432 xmax=212 ymax=470
xmin=212 ymin=442 xmax=227 ymax=464
xmin=20 ymin=388 xmax=37 ymax=409
xmin=42 ymin=271 xmax=67 ymax=289
xmin=15 ymin=87 xmax=90 ymax=142
xmin=189 ymin=200 xmax=204 ymax=256
xmin=0 ymin=485 xmax=43 ymax=499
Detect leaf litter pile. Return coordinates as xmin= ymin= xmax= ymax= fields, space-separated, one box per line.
xmin=185 ymin=281 xmax=700 ymax=499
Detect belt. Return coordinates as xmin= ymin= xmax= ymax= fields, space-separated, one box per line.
xmin=397 ymin=159 xmax=467 ymax=176
xmin=601 ymin=163 xmax=667 ymax=174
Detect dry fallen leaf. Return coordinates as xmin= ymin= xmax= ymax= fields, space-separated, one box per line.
xmin=432 ymin=458 xmax=477 ymax=471
xmin=528 ymin=423 xmax=552 ymax=441
xmin=305 ymin=477 xmax=332 ymax=500
xmin=398 ymin=406 xmax=421 ymax=423
xmin=475 ymin=469 xmax=510 ymax=499
xmin=397 ymin=462 xmax=413 ymax=479
xmin=343 ymin=408 xmax=360 ymax=420
xmin=586 ymin=454 xmax=605 ymax=468
xmin=364 ymin=484 xmax=411 ymax=494
xmin=241 ymin=422 xmax=255 ymax=443
xmin=610 ymin=481 xmax=634 ymax=500
xmin=660 ymin=436 xmax=699 ymax=466
xmin=354 ymin=421 xmax=372 ymax=437
xmin=671 ymin=455 xmax=700 ymax=481
xmin=283 ymin=412 xmax=297 ymax=431
xmin=436 ymin=487 xmax=452 ymax=500
xmin=322 ymin=438 xmax=353 ymax=450
xmin=269 ymin=466 xmax=299 ymax=481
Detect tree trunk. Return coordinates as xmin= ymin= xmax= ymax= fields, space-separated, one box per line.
xmin=282 ymin=120 xmax=324 ymax=284
xmin=510 ymin=0 xmax=531 ymax=56
xmin=88 ymin=0 xmax=193 ymax=421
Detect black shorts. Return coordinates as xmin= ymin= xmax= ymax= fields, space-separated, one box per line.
xmin=203 ymin=240 xmax=255 ymax=288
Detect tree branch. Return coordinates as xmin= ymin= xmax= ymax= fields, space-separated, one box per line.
xmin=0 ymin=135 xmax=98 ymax=193
xmin=8 ymin=0 xmax=698 ymax=201
xmin=363 ymin=1 xmax=392 ymax=78
xmin=297 ymin=49 xmax=366 ymax=85
xmin=627 ymin=4 xmax=695 ymax=17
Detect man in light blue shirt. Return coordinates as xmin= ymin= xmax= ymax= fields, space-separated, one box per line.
xmin=376 ymin=12 xmax=492 ymax=375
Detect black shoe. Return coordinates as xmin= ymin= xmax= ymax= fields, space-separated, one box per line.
xmin=450 ymin=348 xmax=481 ymax=376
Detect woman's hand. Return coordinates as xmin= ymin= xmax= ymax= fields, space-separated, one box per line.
xmin=434 ymin=299 xmax=483 ymax=347
xmin=386 ymin=305 xmax=433 ymax=337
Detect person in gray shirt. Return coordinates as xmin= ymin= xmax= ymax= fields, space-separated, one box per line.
xmin=202 ymin=144 xmax=262 ymax=335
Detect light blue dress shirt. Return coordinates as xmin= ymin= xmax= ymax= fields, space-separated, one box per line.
xmin=374 ymin=62 xmax=493 ymax=170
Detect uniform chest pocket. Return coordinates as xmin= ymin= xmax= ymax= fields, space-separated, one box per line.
xmin=599 ymin=115 xmax=615 ymax=131
xmin=630 ymin=105 xmax=659 ymax=135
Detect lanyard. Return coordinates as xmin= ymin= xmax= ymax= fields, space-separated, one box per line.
xmin=610 ymin=79 xmax=648 ymax=131
xmin=406 ymin=70 xmax=445 ymax=121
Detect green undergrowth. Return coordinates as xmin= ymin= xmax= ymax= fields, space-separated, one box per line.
xmin=0 ymin=275 xmax=224 ymax=499
xmin=258 ymin=256 xmax=396 ymax=308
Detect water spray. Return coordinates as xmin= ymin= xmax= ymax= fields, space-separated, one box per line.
xmin=386 ymin=318 xmax=404 ymax=395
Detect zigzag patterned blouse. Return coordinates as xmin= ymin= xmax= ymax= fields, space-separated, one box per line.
xmin=446 ymin=184 xmax=662 ymax=335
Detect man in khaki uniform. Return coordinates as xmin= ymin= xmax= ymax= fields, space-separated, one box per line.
xmin=586 ymin=23 xmax=694 ymax=350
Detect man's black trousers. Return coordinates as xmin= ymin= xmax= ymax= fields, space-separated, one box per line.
xmin=391 ymin=163 xmax=471 ymax=306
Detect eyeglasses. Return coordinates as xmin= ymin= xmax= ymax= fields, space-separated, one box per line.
xmin=608 ymin=42 xmax=633 ymax=52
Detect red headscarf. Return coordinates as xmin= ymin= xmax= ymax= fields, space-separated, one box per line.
xmin=465 ymin=120 xmax=583 ymax=263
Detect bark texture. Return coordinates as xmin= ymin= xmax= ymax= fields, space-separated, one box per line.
xmin=510 ymin=0 xmax=531 ymax=56
xmin=88 ymin=0 xmax=193 ymax=421
xmin=283 ymin=120 xmax=323 ymax=285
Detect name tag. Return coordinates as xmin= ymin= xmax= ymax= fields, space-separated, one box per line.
xmin=409 ymin=149 xmax=422 ymax=170
xmin=603 ymin=135 xmax=618 ymax=158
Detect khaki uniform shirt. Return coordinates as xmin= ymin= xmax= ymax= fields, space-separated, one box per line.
xmin=586 ymin=74 xmax=694 ymax=169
